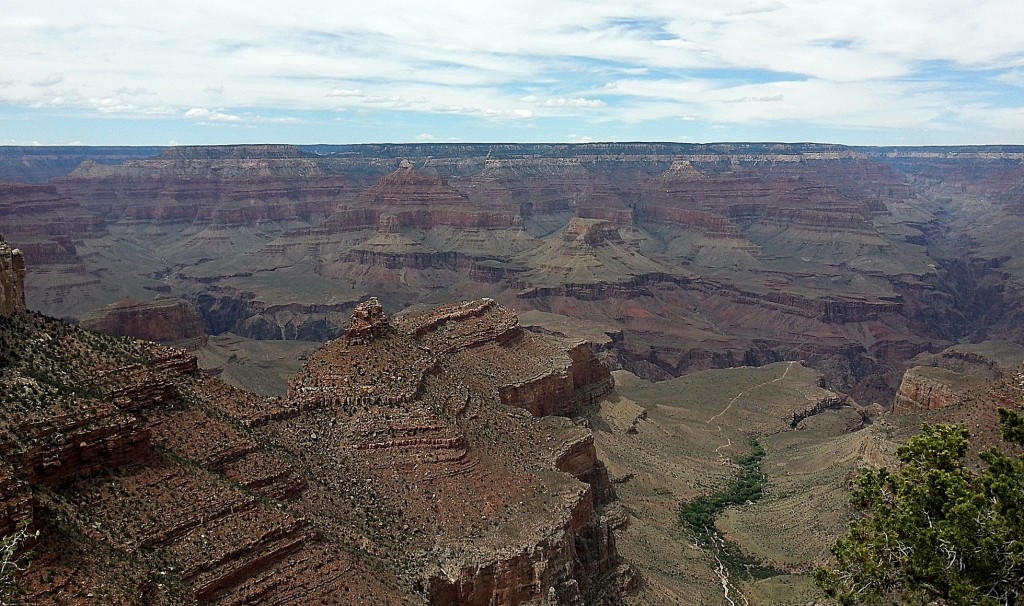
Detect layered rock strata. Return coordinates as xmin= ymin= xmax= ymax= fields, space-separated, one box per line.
xmin=279 ymin=297 xmax=627 ymax=604
xmin=3 ymin=143 xmax=1022 ymax=401
xmin=81 ymin=297 xmax=208 ymax=347
xmin=0 ymin=289 xmax=630 ymax=604
xmin=892 ymin=366 xmax=989 ymax=414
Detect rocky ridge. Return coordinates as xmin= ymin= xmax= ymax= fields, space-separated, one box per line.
xmin=0 ymin=261 xmax=632 ymax=605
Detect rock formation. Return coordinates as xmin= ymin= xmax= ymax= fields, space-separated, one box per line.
xmin=0 ymin=237 xmax=26 ymax=316
xmin=343 ymin=296 xmax=389 ymax=344
xmin=892 ymin=366 xmax=988 ymax=414
xmin=0 ymin=180 xmax=105 ymax=274
xmin=0 ymin=271 xmax=630 ymax=604
xmin=81 ymin=297 xmax=208 ymax=347
xmin=515 ymin=218 xmax=673 ymax=289
xmin=885 ymin=361 xmax=1024 ymax=466
xmin=1 ymin=143 xmax=1023 ymax=402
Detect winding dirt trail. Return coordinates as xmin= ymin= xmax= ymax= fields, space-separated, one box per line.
xmin=708 ymin=361 xmax=796 ymax=425
xmin=699 ymin=361 xmax=796 ymax=604
xmin=706 ymin=361 xmax=796 ymax=455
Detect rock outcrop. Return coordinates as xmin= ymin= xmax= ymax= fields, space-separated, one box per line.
xmin=892 ymin=366 xmax=988 ymax=414
xmin=516 ymin=218 xmax=675 ymax=289
xmin=498 ymin=338 xmax=615 ymax=418
xmin=343 ymin=296 xmax=390 ymax=344
xmin=281 ymin=298 xmax=626 ymax=604
xmin=81 ymin=297 xmax=208 ymax=347
xmin=0 ymin=237 xmax=26 ymax=316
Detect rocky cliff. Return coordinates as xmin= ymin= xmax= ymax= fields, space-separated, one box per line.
xmin=892 ymin=365 xmax=989 ymax=414
xmin=81 ymin=297 xmax=208 ymax=348
xmin=885 ymin=361 xmax=1024 ymax=462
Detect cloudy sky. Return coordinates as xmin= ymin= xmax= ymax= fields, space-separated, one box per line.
xmin=3 ymin=1 xmax=1024 ymax=146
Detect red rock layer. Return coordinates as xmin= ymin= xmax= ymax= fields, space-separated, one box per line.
xmin=81 ymin=297 xmax=207 ymax=347
xmin=0 ymin=182 xmax=105 ymax=277
xmin=892 ymin=366 xmax=989 ymax=414
xmin=53 ymin=146 xmax=353 ymax=227
xmin=0 ymin=182 xmax=105 ymax=240
xmin=1 ymin=294 xmax=630 ymax=605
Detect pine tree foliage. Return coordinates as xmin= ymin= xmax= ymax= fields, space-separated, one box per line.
xmin=815 ymin=409 xmax=1024 ymax=606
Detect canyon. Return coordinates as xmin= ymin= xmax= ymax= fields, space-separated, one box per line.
xmin=2 ymin=143 xmax=1022 ymax=404
xmin=1 ymin=142 xmax=1023 ymax=604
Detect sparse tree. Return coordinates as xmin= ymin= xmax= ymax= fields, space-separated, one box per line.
xmin=0 ymin=520 xmax=36 ymax=606
xmin=815 ymin=409 xmax=1024 ymax=605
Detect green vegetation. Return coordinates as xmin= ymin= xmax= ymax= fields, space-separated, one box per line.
xmin=679 ymin=439 xmax=767 ymax=534
xmin=678 ymin=439 xmax=783 ymax=581
xmin=0 ymin=312 xmax=153 ymax=414
xmin=815 ymin=409 xmax=1024 ymax=606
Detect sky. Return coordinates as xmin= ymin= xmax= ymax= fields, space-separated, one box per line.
xmin=2 ymin=1 xmax=1024 ymax=147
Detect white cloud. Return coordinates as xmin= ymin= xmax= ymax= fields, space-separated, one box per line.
xmin=182 ymin=108 xmax=301 ymax=125
xmin=429 ymin=105 xmax=534 ymax=120
xmin=326 ymin=88 xmax=365 ymax=98
xmin=29 ymin=75 xmax=63 ymax=87
xmin=1 ymin=1 xmax=1023 ymax=142
xmin=604 ymin=77 xmax=951 ymax=130
xmin=995 ymin=70 xmax=1024 ymax=87
xmin=254 ymin=116 xmax=301 ymax=124
xmin=416 ymin=133 xmax=435 ymax=140
xmin=116 ymin=86 xmax=156 ymax=96
xmin=91 ymin=98 xmax=176 ymax=114
xmin=185 ymin=107 xmax=241 ymax=122
xmin=524 ymin=96 xmax=606 ymax=108
xmin=953 ymin=104 xmax=1024 ymax=135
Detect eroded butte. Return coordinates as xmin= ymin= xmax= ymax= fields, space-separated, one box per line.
xmin=0 ymin=277 xmax=633 ymax=604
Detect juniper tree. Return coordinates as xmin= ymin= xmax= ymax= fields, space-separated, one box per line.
xmin=815 ymin=408 xmax=1024 ymax=606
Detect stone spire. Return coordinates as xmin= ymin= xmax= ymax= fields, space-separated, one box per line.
xmin=345 ymin=297 xmax=390 ymax=345
xmin=0 ymin=236 xmax=26 ymax=316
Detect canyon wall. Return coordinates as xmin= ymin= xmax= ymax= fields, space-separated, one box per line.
xmin=81 ymin=297 xmax=208 ymax=347
xmin=1 ymin=143 xmax=1023 ymax=402
xmin=892 ymin=366 xmax=988 ymax=414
